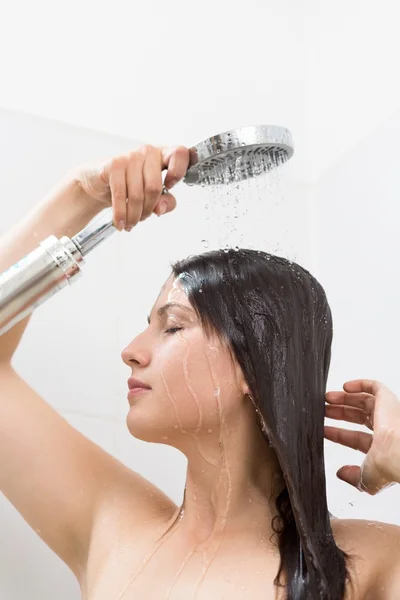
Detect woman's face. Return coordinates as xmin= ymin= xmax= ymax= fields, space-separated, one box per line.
xmin=121 ymin=274 xmax=249 ymax=447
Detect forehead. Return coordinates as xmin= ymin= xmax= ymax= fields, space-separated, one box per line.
xmin=146 ymin=275 xmax=193 ymax=326
xmin=153 ymin=273 xmax=190 ymax=310
xmin=155 ymin=275 xmax=189 ymax=298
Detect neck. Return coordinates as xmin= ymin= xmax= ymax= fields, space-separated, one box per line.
xmin=173 ymin=415 xmax=284 ymax=547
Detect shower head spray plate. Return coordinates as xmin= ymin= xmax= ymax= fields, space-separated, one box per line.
xmin=183 ymin=124 xmax=294 ymax=186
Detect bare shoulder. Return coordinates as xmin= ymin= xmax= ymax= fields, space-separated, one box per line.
xmin=90 ymin=468 xmax=177 ymax=541
xmin=80 ymin=469 xmax=177 ymax=590
xmin=331 ymin=517 xmax=400 ymax=600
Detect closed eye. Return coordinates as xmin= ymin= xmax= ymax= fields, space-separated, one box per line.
xmin=165 ymin=327 xmax=183 ymax=335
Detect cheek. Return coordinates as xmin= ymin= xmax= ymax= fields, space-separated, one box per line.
xmin=126 ymin=338 xmax=240 ymax=442
xmin=158 ymin=337 xmax=238 ymax=419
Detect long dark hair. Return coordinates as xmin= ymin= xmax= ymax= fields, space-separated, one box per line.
xmin=170 ymin=248 xmax=355 ymax=600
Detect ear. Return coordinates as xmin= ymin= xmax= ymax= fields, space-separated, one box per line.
xmin=236 ymin=367 xmax=251 ymax=397
xmin=228 ymin=348 xmax=251 ymax=396
xmin=242 ymin=384 xmax=251 ymax=396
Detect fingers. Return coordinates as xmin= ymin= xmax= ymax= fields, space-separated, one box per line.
xmin=107 ymin=145 xmax=189 ymax=231
xmin=344 ymin=379 xmax=400 ymax=413
xmin=152 ymin=145 xmax=187 ymax=217
xmin=141 ymin=147 xmax=163 ymax=221
xmin=161 ymin=146 xmax=190 ymax=189
xmin=326 ymin=379 xmax=400 ymax=418
xmin=325 ymin=404 xmax=374 ymax=430
xmin=126 ymin=152 xmax=145 ymax=228
xmin=108 ymin=158 xmax=128 ymax=230
xmin=325 ymin=390 xmax=375 ymax=413
xmin=324 ymin=425 xmax=373 ymax=453
xmin=343 ymin=379 xmax=381 ymax=396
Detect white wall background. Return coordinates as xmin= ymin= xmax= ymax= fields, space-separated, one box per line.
xmin=1 ymin=0 xmax=400 ymax=597
xmin=1 ymin=1 xmax=400 ymax=181
xmin=316 ymin=110 xmax=400 ymax=522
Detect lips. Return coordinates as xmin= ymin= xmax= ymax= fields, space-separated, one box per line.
xmin=128 ymin=377 xmax=152 ymax=391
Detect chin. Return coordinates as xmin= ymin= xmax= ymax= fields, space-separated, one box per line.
xmin=126 ymin=409 xmax=174 ymax=444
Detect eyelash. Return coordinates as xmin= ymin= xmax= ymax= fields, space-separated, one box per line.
xmin=165 ymin=327 xmax=183 ymax=335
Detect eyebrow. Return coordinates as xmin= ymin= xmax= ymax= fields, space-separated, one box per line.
xmin=147 ymin=302 xmax=193 ymax=325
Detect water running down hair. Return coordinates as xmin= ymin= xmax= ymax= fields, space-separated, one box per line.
xmin=171 ymin=248 xmax=356 ymax=600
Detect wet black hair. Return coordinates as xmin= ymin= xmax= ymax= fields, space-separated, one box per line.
xmin=170 ymin=248 xmax=355 ymax=600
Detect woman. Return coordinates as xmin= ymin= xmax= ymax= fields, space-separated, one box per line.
xmin=0 ymin=145 xmax=399 ymax=600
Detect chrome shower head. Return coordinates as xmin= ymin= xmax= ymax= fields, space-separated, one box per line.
xmin=70 ymin=125 xmax=294 ymax=257
xmin=183 ymin=124 xmax=294 ymax=186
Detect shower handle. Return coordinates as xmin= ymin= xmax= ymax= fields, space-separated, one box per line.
xmin=0 ymin=207 xmax=114 ymax=336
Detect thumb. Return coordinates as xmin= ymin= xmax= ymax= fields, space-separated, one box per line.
xmin=337 ymin=465 xmax=362 ymax=490
xmin=338 ymin=461 xmax=394 ymax=495
xmin=161 ymin=146 xmax=190 ymax=189
xmin=153 ymin=189 xmax=177 ymax=217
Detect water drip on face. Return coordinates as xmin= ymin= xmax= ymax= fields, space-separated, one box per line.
xmin=181 ymin=341 xmax=235 ymax=599
xmin=158 ymin=279 xmax=220 ymax=468
xmin=160 ymin=277 xmax=235 ymax=599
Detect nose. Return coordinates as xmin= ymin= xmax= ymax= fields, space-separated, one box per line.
xmin=121 ymin=336 xmax=151 ymax=368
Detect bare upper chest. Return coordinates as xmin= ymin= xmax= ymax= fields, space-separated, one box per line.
xmin=79 ymin=508 xmax=283 ymax=600
xmin=78 ymin=497 xmax=379 ymax=600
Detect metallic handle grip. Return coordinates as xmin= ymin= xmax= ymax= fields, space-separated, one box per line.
xmin=0 ymin=202 xmax=146 ymax=336
xmin=72 ymin=207 xmax=114 ymax=256
xmin=0 ymin=235 xmax=85 ymax=336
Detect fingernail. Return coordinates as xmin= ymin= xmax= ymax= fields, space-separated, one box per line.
xmin=125 ymin=225 xmax=133 ymax=232
xmin=117 ymin=220 xmax=125 ymax=231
